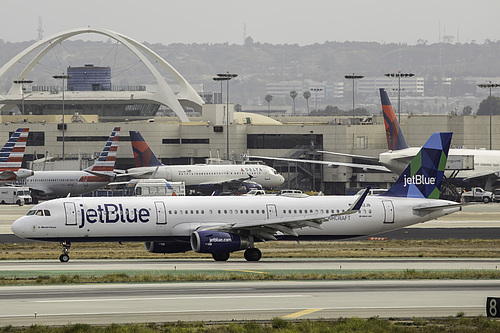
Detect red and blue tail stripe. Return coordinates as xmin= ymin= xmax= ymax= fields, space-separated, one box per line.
xmin=130 ymin=131 xmax=163 ymax=167
xmin=380 ymin=88 xmax=409 ymax=151
xmin=0 ymin=128 xmax=29 ymax=171
xmin=84 ymin=127 xmax=120 ymax=175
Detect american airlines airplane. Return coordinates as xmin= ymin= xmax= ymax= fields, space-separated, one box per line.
xmin=16 ymin=127 xmax=120 ymax=199
xmin=126 ymin=131 xmax=285 ymax=192
xmin=0 ymin=128 xmax=33 ymax=182
xmin=11 ymin=132 xmax=461 ymax=262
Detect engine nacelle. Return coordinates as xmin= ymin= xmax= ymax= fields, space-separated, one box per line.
xmin=242 ymin=181 xmax=262 ymax=191
xmin=144 ymin=241 xmax=192 ymax=253
xmin=15 ymin=168 xmax=34 ymax=179
xmin=190 ymin=231 xmax=250 ymax=253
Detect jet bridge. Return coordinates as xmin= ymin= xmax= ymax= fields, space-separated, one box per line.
xmin=441 ymin=155 xmax=474 ymax=201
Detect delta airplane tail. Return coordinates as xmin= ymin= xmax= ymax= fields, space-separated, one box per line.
xmin=380 ymin=88 xmax=409 ymax=151
xmin=381 ymin=132 xmax=452 ymax=199
xmin=84 ymin=127 xmax=120 ymax=177
xmin=130 ymin=131 xmax=163 ymax=167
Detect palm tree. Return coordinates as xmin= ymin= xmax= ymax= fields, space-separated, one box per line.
xmin=303 ymin=90 xmax=311 ymax=114
xmin=265 ymin=94 xmax=273 ymax=112
xmin=290 ymin=90 xmax=298 ymax=116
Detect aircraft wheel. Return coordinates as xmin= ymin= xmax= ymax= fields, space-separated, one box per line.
xmin=212 ymin=252 xmax=230 ymax=261
xmin=59 ymin=254 xmax=70 ymax=263
xmin=244 ymin=248 xmax=262 ymax=261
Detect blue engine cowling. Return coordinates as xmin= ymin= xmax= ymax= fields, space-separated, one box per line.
xmin=144 ymin=241 xmax=192 ymax=253
xmin=190 ymin=231 xmax=250 ymax=253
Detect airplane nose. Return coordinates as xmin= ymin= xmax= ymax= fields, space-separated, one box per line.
xmin=11 ymin=218 xmax=25 ymax=236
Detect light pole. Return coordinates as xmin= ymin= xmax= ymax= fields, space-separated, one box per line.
xmin=53 ymin=74 xmax=72 ymax=160
xmin=311 ymin=88 xmax=323 ymax=112
xmin=212 ymin=77 xmax=225 ymax=103
xmin=344 ymin=74 xmax=364 ymax=115
xmin=13 ymin=79 xmax=33 ymax=114
xmin=214 ymin=72 xmax=237 ymax=160
xmin=384 ymin=71 xmax=414 ymax=123
xmin=478 ymin=82 xmax=500 ymax=150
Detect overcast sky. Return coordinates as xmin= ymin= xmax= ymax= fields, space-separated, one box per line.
xmin=2 ymin=1 xmax=499 ymax=45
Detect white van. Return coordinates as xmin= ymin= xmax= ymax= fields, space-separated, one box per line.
xmin=0 ymin=186 xmax=32 ymax=205
xmin=124 ymin=179 xmax=185 ymax=196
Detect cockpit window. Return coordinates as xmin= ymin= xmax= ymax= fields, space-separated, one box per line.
xmin=27 ymin=209 xmax=51 ymax=216
xmin=44 ymin=210 xmax=51 ymax=216
xmin=35 ymin=210 xmax=43 ymax=216
xmin=27 ymin=210 xmax=36 ymax=216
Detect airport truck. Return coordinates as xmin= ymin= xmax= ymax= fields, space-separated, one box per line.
xmin=0 ymin=186 xmax=32 ymax=205
xmin=124 ymin=179 xmax=185 ymax=197
xmin=462 ymin=187 xmax=493 ymax=203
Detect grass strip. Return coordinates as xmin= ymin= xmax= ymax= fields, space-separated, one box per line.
xmin=1 ymin=269 xmax=500 ymax=285
xmin=2 ymin=316 xmax=500 ymax=332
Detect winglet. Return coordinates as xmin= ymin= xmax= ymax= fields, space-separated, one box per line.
xmin=381 ymin=132 xmax=452 ymax=199
xmin=334 ymin=187 xmax=370 ymax=216
xmin=380 ymin=88 xmax=409 ymax=151
xmin=84 ymin=127 xmax=120 ymax=177
xmin=130 ymin=131 xmax=163 ymax=167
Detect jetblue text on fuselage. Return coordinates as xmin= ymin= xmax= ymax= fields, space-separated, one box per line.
xmin=78 ymin=203 xmax=150 ymax=228
xmin=403 ymin=175 xmax=436 ymax=187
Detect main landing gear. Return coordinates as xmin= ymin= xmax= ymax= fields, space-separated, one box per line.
xmin=211 ymin=248 xmax=262 ymax=262
xmin=59 ymin=241 xmax=71 ymax=262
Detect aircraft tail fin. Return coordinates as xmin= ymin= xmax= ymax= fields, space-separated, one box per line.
xmin=381 ymin=132 xmax=452 ymax=199
xmin=129 ymin=131 xmax=163 ymax=167
xmin=84 ymin=127 xmax=120 ymax=176
xmin=0 ymin=128 xmax=29 ymax=172
xmin=380 ymin=88 xmax=409 ymax=150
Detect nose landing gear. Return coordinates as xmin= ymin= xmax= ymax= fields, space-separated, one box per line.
xmin=59 ymin=241 xmax=71 ymax=262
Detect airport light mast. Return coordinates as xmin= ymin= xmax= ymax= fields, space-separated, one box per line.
xmin=214 ymin=73 xmax=237 ymax=160
xmin=311 ymin=87 xmax=323 ymax=112
xmin=478 ymin=82 xmax=500 ymax=150
xmin=384 ymin=71 xmax=414 ymax=123
xmin=53 ymin=74 xmax=72 ymax=160
xmin=13 ymin=79 xmax=33 ymax=114
xmin=344 ymin=74 xmax=364 ymax=116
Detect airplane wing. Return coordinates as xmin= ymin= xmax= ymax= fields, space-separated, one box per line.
xmin=202 ymin=188 xmax=369 ymax=240
xmin=0 ymin=170 xmax=17 ymax=180
xmin=249 ymin=155 xmax=391 ymax=172
xmin=317 ymin=150 xmax=379 ymax=162
xmin=413 ymin=202 xmax=464 ymax=212
xmin=198 ymin=175 xmax=253 ymax=186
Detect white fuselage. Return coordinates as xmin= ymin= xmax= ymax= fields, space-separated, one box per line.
xmin=16 ymin=171 xmax=112 ymax=197
xmin=11 ymin=195 xmax=460 ymax=242
xmin=127 ymin=164 xmax=285 ymax=188
xmin=380 ymin=147 xmax=500 ymax=179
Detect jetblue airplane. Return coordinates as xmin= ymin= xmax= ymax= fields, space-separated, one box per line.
xmin=126 ymin=131 xmax=285 ymax=192
xmin=16 ymin=127 xmax=120 ymax=199
xmin=11 ymin=132 xmax=461 ymax=262
xmin=0 ymin=128 xmax=33 ymax=182
xmin=378 ymin=88 xmax=500 ymax=189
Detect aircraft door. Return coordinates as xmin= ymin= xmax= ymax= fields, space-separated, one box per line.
xmin=266 ymin=204 xmax=277 ymax=219
xmin=154 ymin=201 xmax=167 ymax=225
xmin=382 ymin=200 xmax=394 ymax=223
xmin=264 ymin=169 xmax=271 ymax=181
xmin=64 ymin=202 xmax=77 ymax=226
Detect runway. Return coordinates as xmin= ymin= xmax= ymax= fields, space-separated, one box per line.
xmin=0 ymin=280 xmax=497 ymax=325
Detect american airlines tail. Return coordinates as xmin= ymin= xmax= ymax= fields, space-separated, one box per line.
xmin=0 ymin=128 xmax=29 ymax=172
xmin=129 ymin=131 xmax=163 ymax=167
xmin=381 ymin=132 xmax=452 ymax=199
xmin=84 ymin=127 xmax=120 ymax=177
xmin=380 ymin=88 xmax=409 ymax=151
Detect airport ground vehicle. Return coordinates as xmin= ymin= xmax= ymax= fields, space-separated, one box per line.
xmin=0 ymin=186 xmax=31 ymax=205
xmin=124 ymin=179 xmax=185 ymax=196
xmin=461 ymin=187 xmax=493 ymax=203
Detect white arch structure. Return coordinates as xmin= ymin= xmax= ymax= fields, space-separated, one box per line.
xmin=0 ymin=27 xmax=205 ymax=122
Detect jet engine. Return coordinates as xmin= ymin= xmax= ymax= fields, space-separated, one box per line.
xmin=144 ymin=241 xmax=192 ymax=253
xmin=14 ymin=169 xmax=34 ymax=179
xmin=190 ymin=231 xmax=250 ymax=253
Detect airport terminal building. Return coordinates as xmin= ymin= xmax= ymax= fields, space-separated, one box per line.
xmin=0 ymin=28 xmax=497 ymax=194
